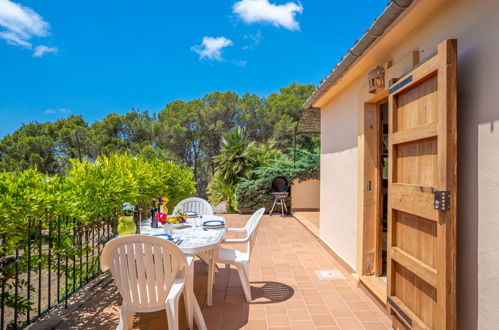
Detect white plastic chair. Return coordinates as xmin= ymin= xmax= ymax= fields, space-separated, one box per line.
xmin=101 ymin=235 xmax=189 ymax=330
xmin=215 ymin=208 xmax=265 ymax=302
xmin=173 ymin=197 xmax=214 ymax=216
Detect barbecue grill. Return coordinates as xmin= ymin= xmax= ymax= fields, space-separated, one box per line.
xmin=269 ymin=177 xmax=290 ymax=217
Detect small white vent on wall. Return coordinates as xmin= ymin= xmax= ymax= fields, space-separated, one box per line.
xmin=315 ymin=270 xmax=346 ymax=280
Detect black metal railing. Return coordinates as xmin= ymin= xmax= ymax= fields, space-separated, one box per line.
xmin=0 ymin=211 xmax=141 ymax=330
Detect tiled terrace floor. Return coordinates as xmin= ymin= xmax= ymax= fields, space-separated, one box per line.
xmin=292 ymin=212 xmax=320 ymax=237
xmin=36 ymin=215 xmax=390 ymax=329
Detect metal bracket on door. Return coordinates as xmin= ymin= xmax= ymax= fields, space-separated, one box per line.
xmin=387 ymin=297 xmax=412 ymax=326
xmin=433 ymin=190 xmax=451 ymax=211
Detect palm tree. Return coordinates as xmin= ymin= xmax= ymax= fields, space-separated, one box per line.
xmin=212 ymin=126 xmax=257 ymax=184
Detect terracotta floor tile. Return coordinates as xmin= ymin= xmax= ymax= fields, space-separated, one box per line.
xmin=346 ymin=300 xmax=372 ymax=311
xmin=335 ymin=317 xmax=364 ymax=329
xmin=223 ymin=312 xmax=247 ymax=325
xmin=307 ymin=304 xmax=330 ymax=315
xmin=287 ymin=309 xmax=311 ymax=321
xmin=248 ymin=308 xmax=266 ymax=320
xmin=267 ymin=314 xmax=291 ymax=327
xmin=286 ymin=300 xmax=307 ymax=310
xmin=354 ymin=310 xmax=380 ymax=322
xmin=300 ymin=288 xmax=320 ymax=296
xmin=290 ymin=320 xmax=316 ymax=329
xmin=244 ymin=319 xmax=267 ymax=329
xmin=362 ymin=321 xmax=390 ymax=329
xmin=266 ymin=305 xmax=287 ymax=315
xmin=324 ymin=300 xmax=345 ymax=308
xmin=304 ymin=295 xmax=325 ymax=305
xmin=340 ymin=293 xmax=364 ymax=302
xmin=330 ymin=307 xmax=354 ymax=318
xmin=311 ymin=314 xmax=337 ymax=327
xmin=296 ymin=281 xmax=316 ymax=289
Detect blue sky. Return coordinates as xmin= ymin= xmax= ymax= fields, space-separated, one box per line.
xmin=0 ymin=0 xmax=387 ymax=137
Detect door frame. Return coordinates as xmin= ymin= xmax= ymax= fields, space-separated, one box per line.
xmin=356 ymin=90 xmax=389 ymax=301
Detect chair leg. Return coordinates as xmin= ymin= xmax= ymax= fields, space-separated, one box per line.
xmin=185 ymin=266 xmax=194 ymax=330
xmin=236 ymin=264 xmax=252 ymax=302
xmin=242 ymin=262 xmax=250 ymax=278
xmin=166 ymin=296 xmax=180 ymax=330
xmin=117 ymin=304 xmax=133 ymax=330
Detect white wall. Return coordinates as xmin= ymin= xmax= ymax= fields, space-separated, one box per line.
xmin=320 ymin=79 xmax=364 ymax=269
xmin=291 ymin=179 xmax=320 ymax=210
xmin=318 ymin=0 xmax=499 ymax=327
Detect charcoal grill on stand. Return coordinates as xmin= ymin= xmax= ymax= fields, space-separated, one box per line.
xmin=269 ymin=177 xmax=289 ymax=217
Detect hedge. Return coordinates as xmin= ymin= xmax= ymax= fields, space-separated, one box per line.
xmin=234 ymin=149 xmax=319 ymax=213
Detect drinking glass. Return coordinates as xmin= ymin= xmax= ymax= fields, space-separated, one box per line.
xmin=195 ymin=215 xmax=203 ymax=227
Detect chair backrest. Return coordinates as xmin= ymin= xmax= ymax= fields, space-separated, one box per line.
xmin=246 ymin=208 xmax=265 ymax=255
xmin=101 ymin=235 xmax=187 ymax=311
xmin=173 ymin=197 xmax=214 ymax=216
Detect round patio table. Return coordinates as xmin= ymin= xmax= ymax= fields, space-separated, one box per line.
xmin=139 ymin=216 xmax=226 ymax=330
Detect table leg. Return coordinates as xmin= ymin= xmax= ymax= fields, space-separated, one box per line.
xmin=207 ymin=250 xmax=216 ymax=306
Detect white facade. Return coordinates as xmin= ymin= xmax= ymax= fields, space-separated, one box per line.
xmin=317 ymin=0 xmax=499 ymax=328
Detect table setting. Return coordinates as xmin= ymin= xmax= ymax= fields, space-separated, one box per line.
xmin=138 ymin=214 xmax=226 ymax=255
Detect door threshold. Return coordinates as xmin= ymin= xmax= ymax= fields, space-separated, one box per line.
xmin=360 ymin=275 xmax=387 ymax=304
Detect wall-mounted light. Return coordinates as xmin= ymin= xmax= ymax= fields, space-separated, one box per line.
xmin=368 ymin=66 xmax=385 ymax=94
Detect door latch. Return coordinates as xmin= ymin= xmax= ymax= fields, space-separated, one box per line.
xmin=434 ymin=190 xmax=451 ymax=211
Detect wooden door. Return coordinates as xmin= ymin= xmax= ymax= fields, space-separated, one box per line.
xmin=387 ymin=39 xmax=457 ymax=329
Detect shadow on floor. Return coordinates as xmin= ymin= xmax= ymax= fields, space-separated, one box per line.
xmin=250 ymin=281 xmax=294 ymax=304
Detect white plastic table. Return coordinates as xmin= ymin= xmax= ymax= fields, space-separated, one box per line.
xmin=139 ymin=216 xmax=225 ymax=330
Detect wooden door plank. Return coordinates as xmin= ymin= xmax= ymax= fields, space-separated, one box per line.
xmin=387 ymin=39 xmax=457 ymax=330
xmin=387 ymin=90 xmax=395 ymax=300
xmin=391 ymin=247 xmax=438 ymax=287
xmin=392 ymin=314 xmax=410 ymax=330
xmin=391 ymin=123 xmax=438 ymax=145
xmin=360 ymin=103 xmax=381 ymax=275
xmin=389 ymin=296 xmax=431 ymax=329
xmin=390 ymin=183 xmax=438 ymax=222
xmin=389 ymin=56 xmax=438 ymax=96
xmin=435 ymin=39 xmax=458 ymax=330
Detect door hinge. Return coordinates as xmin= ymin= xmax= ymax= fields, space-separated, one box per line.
xmin=433 ymin=190 xmax=451 ymax=211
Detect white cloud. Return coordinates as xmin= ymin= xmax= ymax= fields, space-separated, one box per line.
xmin=0 ymin=0 xmax=57 ymax=56
xmin=242 ymin=30 xmax=262 ymax=50
xmin=33 ymin=45 xmax=57 ymax=57
xmin=232 ymin=0 xmax=303 ymax=31
xmin=45 ymin=107 xmax=70 ymax=114
xmin=232 ymin=59 xmax=247 ymax=67
xmin=191 ymin=36 xmax=233 ymax=61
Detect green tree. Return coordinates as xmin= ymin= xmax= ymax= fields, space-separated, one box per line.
xmin=265 ymin=82 xmax=315 ymax=150
xmin=0 ymin=122 xmax=57 ymax=173
xmin=237 ymin=93 xmax=268 ymax=142
xmin=199 ymin=91 xmax=240 ymax=175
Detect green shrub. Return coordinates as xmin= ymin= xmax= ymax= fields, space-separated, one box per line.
xmin=234 ymin=149 xmax=319 ymax=213
xmin=207 ymin=173 xmax=238 ymax=213
xmin=0 ymin=153 xmax=195 ymax=253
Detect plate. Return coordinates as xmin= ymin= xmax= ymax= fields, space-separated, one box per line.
xmin=203 ymin=220 xmax=225 ymax=227
xmin=153 ymin=234 xmax=173 ymax=240
xmin=184 ymin=211 xmax=199 ymax=217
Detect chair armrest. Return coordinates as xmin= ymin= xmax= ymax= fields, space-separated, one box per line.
xmin=166 ymin=274 xmax=185 ymax=303
xmin=226 ymin=227 xmax=247 ymax=233
xmin=222 ymin=238 xmax=248 ymax=244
